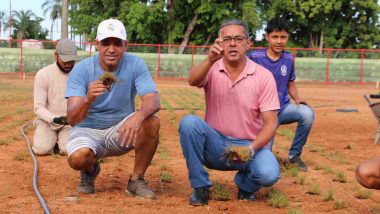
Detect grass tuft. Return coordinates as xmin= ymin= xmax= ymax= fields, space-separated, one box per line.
xmin=333 ymin=200 xmax=347 ymax=210
xmin=307 ymin=183 xmax=321 ymax=195
xmin=267 ymin=188 xmax=289 ymax=208
xmin=210 ymin=182 xmax=230 ymax=201
xmin=354 ymin=189 xmax=372 ymax=199
xmin=324 ymin=189 xmax=334 ymax=201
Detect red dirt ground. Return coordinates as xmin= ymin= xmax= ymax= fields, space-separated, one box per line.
xmin=0 ymin=74 xmax=379 ymax=213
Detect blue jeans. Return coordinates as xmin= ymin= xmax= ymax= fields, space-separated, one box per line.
xmin=269 ymin=103 xmax=314 ymax=158
xmin=179 ymin=115 xmax=280 ymax=193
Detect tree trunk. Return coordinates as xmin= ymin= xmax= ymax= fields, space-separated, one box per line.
xmin=319 ymin=29 xmax=324 ymax=54
xmin=61 ymin=0 xmax=68 ymax=38
xmin=50 ymin=20 xmax=54 ymax=40
xmin=167 ymin=0 xmax=175 ymax=54
xmin=200 ymin=33 xmax=213 ymax=53
xmin=178 ymin=13 xmax=198 ymax=54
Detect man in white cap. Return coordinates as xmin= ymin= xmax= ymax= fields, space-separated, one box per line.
xmin=65 ymin=18 xmax=160 ymax=199
xmin=33 ymin=38 xmax=77 ymax=155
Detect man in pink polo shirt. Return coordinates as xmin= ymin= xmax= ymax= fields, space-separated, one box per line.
xmin=179 ymin=19 xmax=280 ymax=206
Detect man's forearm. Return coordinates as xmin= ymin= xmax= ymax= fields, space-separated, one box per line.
xmin=67 ymin=97 xmax=91 ymax=126
xmin=138 ymin=93 xmax=161 ymax=119
xmin=188 ymin=58 xmax=213 ymax=87
xmin=251 ymin=122 xmax=277 ymax=151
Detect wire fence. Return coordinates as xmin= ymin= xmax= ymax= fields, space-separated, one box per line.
xmin=1 ymin=39 xmax=379 ymax=83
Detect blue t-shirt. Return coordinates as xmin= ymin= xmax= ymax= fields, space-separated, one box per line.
xmin=66 ymin=53 xmax=157 ymax=129
xmin=247 ymin=48 xmax=295 ymax=109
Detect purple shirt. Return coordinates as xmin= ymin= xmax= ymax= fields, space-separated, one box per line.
xmin=247 ymin=49 xmax=295 ymax=109
xmin=203 ymin=57 xmax=279 ymax=140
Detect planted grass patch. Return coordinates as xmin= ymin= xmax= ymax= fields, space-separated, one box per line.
xmin=267 ymin=188 xmax=289 ymax=208
xmin=14 ymin=151 xmax=28 ymax=161
xmin=333 ymin=200 xmax=348 ymax=210
xmin=210 ymin=182 xmax=230 ymax=201
xmin=288 ymin=207 xmax=303 ymax=214
xmin=160 ymin=171 xmax=173 ymax=183
xmin=324 ymin=189 xmax=334 ymax=201
xmin=295 ymin=175 xmax=306 ymax=185
xmin=307 ymin=183 xmax=321 ymax=195
xmin=354 ymin=189 xmax=372 ymax=199
xmin=333 ymin=171 xmax=347 ymax=183
xmin=276 ymin=128 xmax=295 ymax=140
xmin=306 ymin=144 xmax=349 ymax=164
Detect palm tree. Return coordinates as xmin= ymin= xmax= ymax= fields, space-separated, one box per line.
xmin=0 ymin=10 xmax=6 ymax=38
xmin=4 ymin=10 xmax=36 ymax=40
xmin=41 ymin=0 xmax=61 ymax=39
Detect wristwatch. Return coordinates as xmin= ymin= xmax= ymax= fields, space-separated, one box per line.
xmin=248 ymin=145 xmax=255 ymax=159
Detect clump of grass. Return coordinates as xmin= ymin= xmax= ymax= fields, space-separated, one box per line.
xmin=159 ymin=164 xmax=167 ymax=171
xmin=14 ymin=151 xmax=28 ymax=161
xmin=288 ymin=207 xmax=303 ymax=214
xmin=324 ymin=189 xmax=334 ymax=201
xmin=296 ymin=175 xmax=306 ymax=185
xmin=267 ymin=188 xmax=289 ymax=208
xmin=333 ymin=200 xmax=347 ymax=210
xmin=99 ymin=72 xmax=116 ymax=92
xmin=223 ymin=145 xmax=251 ymax=164
xmin=287 ymin=166 xmax=300 ymax=177
xmin=307 ymin=183 xmax=321 ymax=195
xmin=160 ymin=171 xmax=172 ymax=183
xmin=333 ymin=171 xmax=347 ymax=183
xmin=276 ymin=128 xmax=295 ymax=140
xmin=210 ymin=182 xmax=230 ymax=201
xmin=0 ymin=137 xmax=12 ymax=145
xmin=354 ymin=189 xmax=372 ymax=199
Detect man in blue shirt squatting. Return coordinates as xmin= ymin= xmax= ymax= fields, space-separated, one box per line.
xmin=247 ymin=17 xmax=314 ymax=171
xmin=65 ymin=18 xmax=160 ymax=199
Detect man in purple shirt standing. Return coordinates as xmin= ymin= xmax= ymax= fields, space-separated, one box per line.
xmin=247 ymin=18 xmax=314 ymax=171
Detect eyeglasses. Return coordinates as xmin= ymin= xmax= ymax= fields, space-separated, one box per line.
xmin=222 ymin=36 xmax=247 ymax=44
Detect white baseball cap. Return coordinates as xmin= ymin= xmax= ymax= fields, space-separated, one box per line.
xmin=96 ymin=18 xmax=127 ymax=41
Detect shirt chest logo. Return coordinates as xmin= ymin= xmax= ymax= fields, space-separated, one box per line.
xmin=280 ymin=65 xmax=287 ymax=76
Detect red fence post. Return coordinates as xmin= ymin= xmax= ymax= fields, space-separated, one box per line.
xmin=325 ymin=48 xmax=330 ymax=83
xmin=157 ymin=44 xmax=161 ymax=79
xmin=19 ymin=40 xmax=23 ymax=78
xmin=360 ymin=49 xmax=364 ymax=84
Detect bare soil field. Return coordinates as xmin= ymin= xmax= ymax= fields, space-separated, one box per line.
xmin=0 ymin=73 xmax=379 ymax=214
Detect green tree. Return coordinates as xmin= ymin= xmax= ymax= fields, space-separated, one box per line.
xmin=5 ymin=10 xmax=48 ymax=41
xmin=256 ymin=0 xmax=380 ymax=49
xmin=42 ymin=0 xmax=62 ymax=39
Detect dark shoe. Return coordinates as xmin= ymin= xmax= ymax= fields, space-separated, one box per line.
xmin=237 ymin=188 xmax=256 ymax=201
xmin=189 ymin=187 xmax=209 ymax=206
xmin=289 ymin=155 xmax=308 ymax=172
xmin=77 ymin=162 xmax=101 ymax=194
xmin=127 ymin=176 xmax=156 ymax=199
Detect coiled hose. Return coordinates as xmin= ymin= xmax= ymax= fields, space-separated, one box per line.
xmin=21 ymin=122 xmax=51 ymax=214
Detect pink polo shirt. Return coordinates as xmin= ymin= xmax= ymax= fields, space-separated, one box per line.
xmin=204 ymin=57 xmax=279 ymax=140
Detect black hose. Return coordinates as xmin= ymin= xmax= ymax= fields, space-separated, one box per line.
xmin=21 ymin=122 xmax=51 ymax=214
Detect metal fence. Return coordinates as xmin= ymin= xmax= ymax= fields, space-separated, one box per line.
xmin=0 ymin=39 xmax=379 ymax=83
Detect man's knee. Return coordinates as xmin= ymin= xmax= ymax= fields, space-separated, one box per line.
xmin=68 ymin=148 xmax=95 ymax=170
xmin=32 ymin=145 xmax=52 ymax=156
xmin=299 ymin=105 xmax=314 ymax=126
xmin=260 ymin=170 xmax=280 ymax=187
xmin=355 ymin=164 xmax=373 ymax=188
xmin=179 ymin=115 xmax=202 ymax=133
xmin=141 ymin=115 xmax=160 ymax=132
